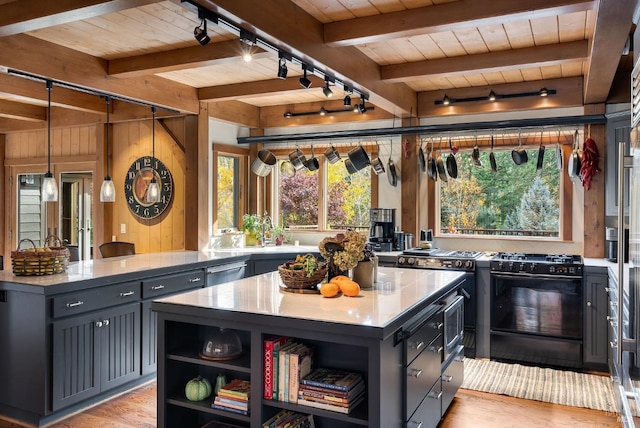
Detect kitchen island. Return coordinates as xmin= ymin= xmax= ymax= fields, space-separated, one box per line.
xmin=0 ymin=247 xmax=316 ymax=427
xmin=152 ymin=267 xmax=465 ymax=428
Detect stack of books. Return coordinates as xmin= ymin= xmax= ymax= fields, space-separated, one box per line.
xmin=297 ymin=368 xmax=365 ymax=414
xmin=263 ymin=337 xmax=313 ymax=404
xmin=211 ymin=379 xmax=250 ymax=415
xmin=261 ymin=409 xmax=315 ymax=428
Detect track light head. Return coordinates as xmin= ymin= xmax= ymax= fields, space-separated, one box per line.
xmin=194 ymin=20 xmax=210 ymax=46
xmin=357 ymin=99 xmax=366 ymax=114
xmin=343 ymin=94 xmax=351 ymax=106
xmin=539 ymin=87 xmax=548 ymax=97
xmin=323 ymin=82 xmax=333 ymax=98
xmin=442 ymin=94 xmax=451 ymax=105
xmin=319 ymin=107 xmax=327 ymax=116
xmin=239 ymin=29 xmax=255 ymax=62
xmin=299 ymin=64 xmax=312 ymax=89
xmin=284 ymin=110 xmax=292 ymax=118
xmin=488 ymin=90 xmax=497 ymax=101
xmin=277 ymin=57 xmax=288 ymax=79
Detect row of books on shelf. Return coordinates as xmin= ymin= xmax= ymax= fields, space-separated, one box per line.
xmin=263 ymin=336 xmax=365 ymax=415
xmin=262 ymin=410 xmax=315 ymax=428
xmin=211 ymin=379 xmax=250 ymax=416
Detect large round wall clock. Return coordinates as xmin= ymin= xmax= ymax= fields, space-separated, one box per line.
xmin=124 ymin=156 xmax=173 ymax=219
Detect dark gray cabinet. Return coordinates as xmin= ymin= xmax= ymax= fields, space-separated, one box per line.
xmin=583 ymin=267 xmax=609 ymax=367
xmin=52 ymin=302 xmax=140 ymax=410
xmin=141 ymin=269 xmax=205 ymax=375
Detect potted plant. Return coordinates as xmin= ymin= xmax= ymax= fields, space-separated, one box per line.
xmin=271 ymin=224 xmax=291 ymax=246
xmin=240 ymin=214 xmax=262 ymax=246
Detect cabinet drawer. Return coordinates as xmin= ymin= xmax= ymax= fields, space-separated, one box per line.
xmin=142 ymin=270 xmax=204 ymax=299
xmin=441 ymin=345 xmax=464 ymax=417
xmin=405 ymin=313 xmax=443 ymax=365
xmin=406 ymin=334 xmax=442 ymax=417
xmin=407 ymin=378 xmax=442 ymax=428
xmin=52 ymin=281 xmax=140 ymax=318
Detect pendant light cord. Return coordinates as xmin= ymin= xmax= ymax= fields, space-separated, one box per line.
xmin=47 ymin=80 xmax=52 ymax=173
xmin=151 ymin=106 xmax=156 ymax=160
xmin=105 ymin=96 xmax=111 ymax=178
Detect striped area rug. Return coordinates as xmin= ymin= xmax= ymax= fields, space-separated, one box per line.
xmin=461 ymin=358 xmax=616 ymax=412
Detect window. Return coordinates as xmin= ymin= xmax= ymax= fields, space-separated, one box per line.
xmin=438 ymin=146 xmax=561 ymax=238
xmin=216 ymin=154 xmax=240 ymax=230
xmin=276 ymin=155 xmax=372 ymax=231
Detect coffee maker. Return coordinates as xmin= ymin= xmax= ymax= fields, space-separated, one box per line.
xmin=368 ymin=208 xmax=395 ymax=252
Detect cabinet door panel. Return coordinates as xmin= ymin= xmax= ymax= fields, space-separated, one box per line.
xmin=100 ymin=303 xmax=141 ymax=391
xmin=141 ymin=300 xmax=157 ymax=375
xmin=52 ymin=313 xmax=100 ymax=410
xmin=584 ymin=273 xmax=609 ymax=366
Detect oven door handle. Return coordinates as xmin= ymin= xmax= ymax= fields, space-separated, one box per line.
xmin=491 ymin=272 xmax=582 ymax=281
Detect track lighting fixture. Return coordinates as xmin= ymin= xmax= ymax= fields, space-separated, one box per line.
xmin=194 ymin=19 xmax=210 ymax=46
xmin=319 ymin=107 xmax=327 ymax=115
xmin=299 ymin=64 xmax=312 ymax=89
xmin=435 ymin=88 xmax=556 ymax=105
xmin=322 ymin=77 xmax=333 ymax=98
xmin=239 ymin=29 xmax=256 ymax=63
xmin=100 ymin=96 xmax=115 ymax=202
xmin=42 ymin=80 xmax=58 ymax=202
xmin=357 ymin=99 xmax=367 ymax=114
xmin=146 ymin=107 xmax=160 ymax=204
xmin=283 ymin=104 xmax=375 ymax=118
xmin=343 ymin=94 xmax=351 ymax=106
xmin=277 ymin=55 xmax=288 ymax=79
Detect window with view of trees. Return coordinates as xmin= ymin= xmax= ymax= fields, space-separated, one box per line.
xmin=277 ymin=158 xmax=371 ymax=231
xmin=438 ymin=148 xmax=561 ymax=237
xmin=216 ymin=155 xmax=239 ymax=230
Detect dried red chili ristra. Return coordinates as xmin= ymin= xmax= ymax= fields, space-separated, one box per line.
xmin=580 ymin=137 xmax=601 ymax=190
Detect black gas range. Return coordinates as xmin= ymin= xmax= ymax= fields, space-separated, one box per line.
xmin=396 ymin=248 xmax=482 ymax=271
xmin=489 ymin=252 xmax=583 ymax=277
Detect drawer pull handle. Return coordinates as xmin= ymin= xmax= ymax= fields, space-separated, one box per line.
xmin=409 ymin=368 xmax=423 ymax=378
xmin=67 ymin=300 xmax=84 ymax=308
xmin=586 ymin=301 xmax=592 ymax=307
xmin=611 ymin=341 xmax=618 ymax=349
xmin=188 ymin=277 xmax=201 ymax=283
xmin=120 ymin=291 xmax=135 ymax=297
xmin=434 ymin=322 xmax=444 ymax=330
xmin=428 ymin=390 xmax=443 ymax=400
xmin=410 ymin=341 xmax=425 ymax=351
xmin=95 ymin=321 xmax=103 ymax=328
xmin=443 ymin=374 xmax=453 ymax=382
xmin=429 ymin=345 xmax=443 ymax=354
xmin=151 ymin=285 xmax=165 ymax=291
xmin=103 ymin=319 xmax=109 ymax=326
xmin=409 ymin=422 xmax=423 ymax=428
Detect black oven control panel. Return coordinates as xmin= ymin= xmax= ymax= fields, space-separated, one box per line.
xmin=489 ymin=253 xmax=583 ymax=277
xmin=397 ymin=256 xmax=476 ymax=271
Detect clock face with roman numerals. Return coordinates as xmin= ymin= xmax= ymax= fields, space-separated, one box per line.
xmin=124 ymin=156 xmax=173 ymax=219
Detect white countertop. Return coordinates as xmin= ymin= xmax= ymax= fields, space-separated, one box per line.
xmin=153 ymin=267 xmax=465 ymax=328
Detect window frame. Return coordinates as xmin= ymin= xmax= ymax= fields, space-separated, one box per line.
xmin=212 ymin=144 xmax=248 ymax=234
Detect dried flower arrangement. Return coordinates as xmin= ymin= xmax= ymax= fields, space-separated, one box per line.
xmin=319 ymin=231 xmax=368 ymax=272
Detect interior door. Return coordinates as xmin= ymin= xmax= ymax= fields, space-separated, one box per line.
xmin=61 ymin=173 xmax=93 ymax=260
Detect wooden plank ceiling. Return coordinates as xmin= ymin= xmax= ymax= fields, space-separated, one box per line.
xmin=0 ymin=0 xmax=636 ymax=133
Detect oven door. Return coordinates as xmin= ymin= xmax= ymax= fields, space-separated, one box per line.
xmin=444 ymin=294 xmax=464 ymax=362
xmin=490 ymin=273 xmax=583 ymax=368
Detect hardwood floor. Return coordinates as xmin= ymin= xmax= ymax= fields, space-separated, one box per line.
xmin=0 ymin=383 xmax=624 ymax=428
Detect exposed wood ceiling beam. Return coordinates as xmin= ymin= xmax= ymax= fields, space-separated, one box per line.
xmin=583 ymin=0 xmax=636 ymax=104
xmin=206 ymin=100 xmax=260 ymax=128
xmin=324 ymin=0 xmax=594 ymax=47
xmin=108 ymin=40 xmax=269 ymax=78
xmin=0 ymin=0 xmax=163 ymax=37
xmin=0 ymin=73 xmax=107 ymax=114
xmin=417 ymin=77 xmax=583 ymax=117
xmin=381 ymin=40 xmax=589 ymax=82
xmin=196 ymin=0 xmax=416 ymax=116
xmin=198 ymin=75 xmax=326 ymax=101
xmin=0 ymin=34 xmax=199 ymax=114
xmin=0 ymin=99 xmax=45 ymax=121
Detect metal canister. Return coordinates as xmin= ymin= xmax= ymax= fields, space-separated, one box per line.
xmin=404 ymin=233 xmax=413 ymax=250
xmin=394 ymin=231 xmax=405 ymax=251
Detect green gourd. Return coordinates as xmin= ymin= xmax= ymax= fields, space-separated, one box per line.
xmin=185 ymin=376 xmax=212 ymax=401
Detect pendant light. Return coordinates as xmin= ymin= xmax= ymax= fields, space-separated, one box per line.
xmin=99 ymin=96 xmax=115 ymax=202
xmin=146 ymin=107 xmax=160 ymax=203
xmin=42 ymin=80 xmax=58 ymax=202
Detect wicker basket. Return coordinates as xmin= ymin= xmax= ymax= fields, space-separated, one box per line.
xmin=11 ymin=238 xmax=70 ymax=276
xmin=278 ymin=263 xmax=327 ymax=289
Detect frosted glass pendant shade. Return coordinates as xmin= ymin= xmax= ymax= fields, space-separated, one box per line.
xmin=100 ymin=176 xmax=116 ymax=202
xmin=146 ymin=177 xmax=160 ymax=203
xmin=42 ymin=172 xmax=58 ymax=202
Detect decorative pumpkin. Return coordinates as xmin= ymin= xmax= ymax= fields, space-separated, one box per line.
xmin=185 ymin=376 xmax=212 ymax=401
xmin=331 ymin=276 xmax=360 ymax=297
